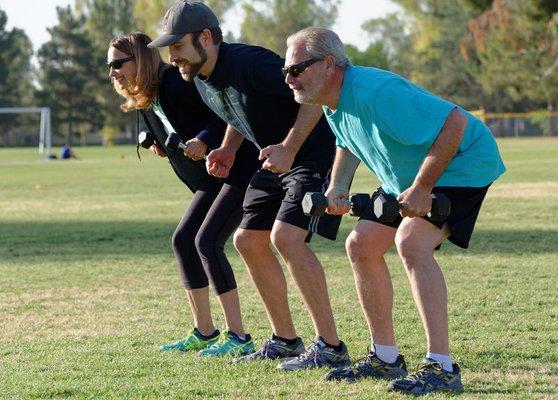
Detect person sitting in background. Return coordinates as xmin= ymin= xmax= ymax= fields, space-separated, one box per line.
xmin=60 ymin=144 xmax=78 ymax=160
xmin=108 ymin=32 xmax=260 ymax=356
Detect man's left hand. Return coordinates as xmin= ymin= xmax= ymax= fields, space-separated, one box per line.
xmin=397 ymin=185 xmax=432 ymax=218
xmin=259 ymin=144 xmax=295 ymax=174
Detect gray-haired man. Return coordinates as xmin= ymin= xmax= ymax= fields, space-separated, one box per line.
xmin=283 ymin=27 xmax=505 ymax=395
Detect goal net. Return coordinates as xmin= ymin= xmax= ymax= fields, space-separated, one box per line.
xmin=0 ymin=107 xmax=52 ymax=159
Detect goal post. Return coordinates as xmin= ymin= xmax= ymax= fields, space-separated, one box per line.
xmin=0 ymin=107 xmax=52 ymax=159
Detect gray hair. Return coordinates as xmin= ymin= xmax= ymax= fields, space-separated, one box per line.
xmin=287 ymin=27 xmax=351 ymax=69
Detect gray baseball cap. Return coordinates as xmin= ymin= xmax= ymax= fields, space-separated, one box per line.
xmin=148 ymin=1 xmax=219 ymax=48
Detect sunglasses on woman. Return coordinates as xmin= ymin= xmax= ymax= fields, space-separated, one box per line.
xmin=106 ymin=55 xmax=135 ymax=70
xmin=281 ymin=58 xmax=323 ymax=78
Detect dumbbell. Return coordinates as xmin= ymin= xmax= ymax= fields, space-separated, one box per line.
xmin=165 ymin=132 xmax=207 ymax=160
xmin=373 ymin=192 xmax=451 ymax=222
xmin=302 ymin=192 xmax=370 ymax=217
xmin=138 ymin=130 xmax=154 ymax=149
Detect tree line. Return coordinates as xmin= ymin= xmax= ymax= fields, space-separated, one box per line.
xmin=1 ymin=0 xmax=557 ymax=145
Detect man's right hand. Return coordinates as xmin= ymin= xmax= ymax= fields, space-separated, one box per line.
xmin=324 ymin=186 xmax=351 ymax=215
xmin=206 ymin=147 xmax=235 ymax=178
xmin=150 ymin=143 xmax=166 ymax=158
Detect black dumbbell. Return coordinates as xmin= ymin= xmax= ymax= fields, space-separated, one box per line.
xmin=138 ymin=130 xmax=154 ymax=149
xmin=373 ymin=192 xmax=451 ymax=222
xmin=165 ymin=132 xmax=207 ymax=160
xmin=165 ymin=132 xmax=187 ymax=152
xmin=302 ymin=192 xmax=371 ymax=217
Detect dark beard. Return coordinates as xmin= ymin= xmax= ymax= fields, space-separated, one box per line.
xmin=181 ymin=39 xmax=208 ymax=81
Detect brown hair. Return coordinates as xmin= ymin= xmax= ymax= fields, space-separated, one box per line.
xmin=108 ymin=32 xmax=168 ymax=111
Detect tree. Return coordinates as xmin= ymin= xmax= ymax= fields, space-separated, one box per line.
xmin=0 ymin=8 xmax=35 ymax=145
xmin=36 ymin=6 xmax=103 ymax=145
xmin=462 ymin=0 xmax=558 ymax=112
xmin=384 ymin=0 xmax=485 ymax=109
xmin=133 ymin=0 xmax=235 ymax=40
xmin=360 ymin=12 xmax=412 ymax=77
xmin=75 ymin=0 xmax=137 ymax=144
xmin=344 ymin=43 xmax=390 ymax=70
xmin=240 ymin=0 xmax=339 ymax=55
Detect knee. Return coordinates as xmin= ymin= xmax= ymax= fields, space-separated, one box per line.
xmin=172 ymin=228 xmax=193 ymax=253
xmin=270 ymin=225 xmax=296 ymax=254
xmin=345 ymin=230 xmax=384 ymax=267
xmin=233 ymin=229 xmax=259 ymax=255
xmin=394 ymin=229 xmax=426 ymax=268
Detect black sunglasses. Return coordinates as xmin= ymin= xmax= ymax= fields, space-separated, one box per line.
xmin=107 ymin=55 xmax=135 ymax=70
xmin=281 ymin=58 xmax=322 ymax=78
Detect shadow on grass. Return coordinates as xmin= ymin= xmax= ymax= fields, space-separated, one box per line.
xmin=1 ymin=221 xmax=557 ymax=261
xmin=315 ymin=224 xmax=558 ymax=255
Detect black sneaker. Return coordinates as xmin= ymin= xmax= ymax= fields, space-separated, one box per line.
xmin=387 ymin=358 xmax=464 ymax=395
xmin=325 ymin=351 xmax=407 ymax=382
xmin=233 ymin=336 xmax=305 ymax=363
xmin=277 ymin=337 xmax=351 ymax=371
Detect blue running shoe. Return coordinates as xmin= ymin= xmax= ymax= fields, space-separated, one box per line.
xmin=326 ymin=351 xmax=407 ymax=382
xmin=234 ymin=336 xmax=305 ymax=363
xmin=387 ymin=358 xmax=464 ymax=395
xmin=277 ymin=337 xmax=350 ymax=371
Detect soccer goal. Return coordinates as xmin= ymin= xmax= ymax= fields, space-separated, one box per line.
xmin=0 ymin=107 xmax=52 ymax=159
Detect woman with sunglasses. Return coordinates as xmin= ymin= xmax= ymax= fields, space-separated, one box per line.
xmin=107 ymin=32 xmax=259 ymax=356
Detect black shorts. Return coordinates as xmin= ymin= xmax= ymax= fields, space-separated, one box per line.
xmin=239 ymin=166 xmax=342 ymax=241
xmin=359 ymin=185 xmax=491 ymax=249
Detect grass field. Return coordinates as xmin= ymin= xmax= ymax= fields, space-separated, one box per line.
xmin=0 ymin=138 xmax=557 ymax=399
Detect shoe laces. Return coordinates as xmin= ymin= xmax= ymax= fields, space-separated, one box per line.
xmin=409 ymin=361 xmax=443 ymax=380
xmin=296 ymin=341 xmax=323 ymax=364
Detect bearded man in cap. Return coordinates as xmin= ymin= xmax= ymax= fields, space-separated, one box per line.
xmin=149 ymin=1 xmax=350 ymax=370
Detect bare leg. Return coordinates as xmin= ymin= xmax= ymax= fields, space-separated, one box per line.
xmin=185 ymin=287 xmax=216 ymax=336
xmin=395 ymin=218 xmax=451 ymax=355
xmin=271 ymin=221 xmax=339 ymax=345
xmin=234 ymin=228 xmax=297 ymax=339
xmin=345 ymin=220 xmax=397 ymax=345
xmin=216 ymin=289 xmax=245 ymax=337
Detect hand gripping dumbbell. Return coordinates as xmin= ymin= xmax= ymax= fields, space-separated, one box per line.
xmin=138 ymin=130 xmax=155 ymax=149
xmin=165 ymin=132 xmax=207 ymax=160
xmin=373 ymin=192 xmax=451 ymax=222
xmin=302 ymin=192 xmax=371 ymax=217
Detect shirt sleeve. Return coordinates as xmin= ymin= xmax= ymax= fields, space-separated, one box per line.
xmin=369 ymin=77 xmax=455 ymax=147
xmin=196 ymin=113 xmax=226 ymax=150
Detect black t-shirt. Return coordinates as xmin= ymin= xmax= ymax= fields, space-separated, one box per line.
xmin=148 ymin=66 xmax=259 ymax=191
xmin=194 ymin=42 xmax=336 ymax=168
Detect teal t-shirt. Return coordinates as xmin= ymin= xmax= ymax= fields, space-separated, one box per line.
xmin=324 ymin=66 xmax=506 ymax=195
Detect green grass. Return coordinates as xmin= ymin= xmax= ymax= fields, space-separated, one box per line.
xmin=0 ymin=138 xmax=557 ymax=399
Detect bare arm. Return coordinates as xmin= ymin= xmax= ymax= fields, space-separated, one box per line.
xmin=260 ymin=104 xmax=324 ymax=173
xmin=398 ymin=108 xmax=467 ymax=217
xmin=325 ymin=147 xmax=361 ymax=215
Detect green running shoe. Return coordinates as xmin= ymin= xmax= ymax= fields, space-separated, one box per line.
xmin=159 ymin=328 xmax=220 ymax=352
xmin=197 ymin=331 xmax=255 ymax=357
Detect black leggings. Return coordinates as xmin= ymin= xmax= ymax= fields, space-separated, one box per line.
xmin=172 ymin=183 xmax=244 ymax=295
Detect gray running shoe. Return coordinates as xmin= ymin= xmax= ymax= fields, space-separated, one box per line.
xmin=325 ymin=351 xmax=407 ymax=382
xmin=233 ymin=336 xmax=305 ymax=363
xmin=387 ymin=358 xmax=464 ymax=395
xmin=277 ymin=337 xmax=351 ymax=371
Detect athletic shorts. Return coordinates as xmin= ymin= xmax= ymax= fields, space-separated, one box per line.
xmin=239 ymin=166 xmax=342 ymax=241
xmin=359 ymin=185 xmax=491 ymax=249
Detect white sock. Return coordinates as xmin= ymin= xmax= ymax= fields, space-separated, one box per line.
xmin=373 ymin=343 xmax=399 ymax=364
xmin=426 ymin=352 xmax=453 ymax=372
